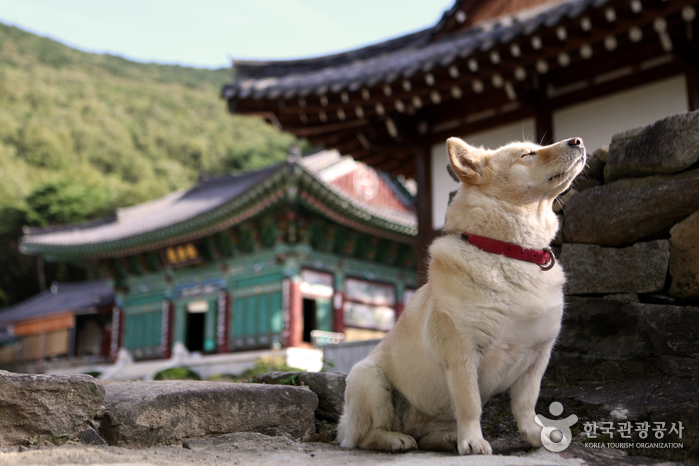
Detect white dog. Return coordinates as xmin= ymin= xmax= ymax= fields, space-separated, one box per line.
xmin=337 ymin=137 xmax=586 ymax=455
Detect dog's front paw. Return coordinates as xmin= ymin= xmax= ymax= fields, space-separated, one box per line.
xmin=358 ymin=431 xmax=417 ymax=452
xmin=457 ymin=435 xmax=492 ymax=455
xmin=385 ymin=432 xmax=418 ymax=452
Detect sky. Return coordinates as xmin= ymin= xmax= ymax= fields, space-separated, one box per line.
xmin=0 ymin=0 xmax=455 ymax=69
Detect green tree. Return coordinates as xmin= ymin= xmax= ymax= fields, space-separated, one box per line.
xmin=0 ymin=22 xmax=307 ymax=308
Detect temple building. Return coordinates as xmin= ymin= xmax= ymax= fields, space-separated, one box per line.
xmin=222 ymin=0 xmax=699 ymax=275
xmin=19 ymin=151 xmax=417 ymax=361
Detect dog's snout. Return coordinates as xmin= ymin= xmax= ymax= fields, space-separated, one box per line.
xmin=568 ymin=137 xmax=584 ymax=147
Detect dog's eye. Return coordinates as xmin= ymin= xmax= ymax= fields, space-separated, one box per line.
xmin=521 ymin=151 xmax=535 ymax=158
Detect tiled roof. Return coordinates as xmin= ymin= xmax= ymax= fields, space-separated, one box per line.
xmin=299 ymin=150 xmax=416 ymax=225
xmin=23 ymin=165 xmax=281 ymax=249
xmin=0 ymin=280 xmax=113 ymax=326
xmin=23 ymin=165 xmax=279 ymax=249
xmin=223 ymin=0 xmax=598 ymax=100
xmin=21 ymin=154 xmax=416 ymax=258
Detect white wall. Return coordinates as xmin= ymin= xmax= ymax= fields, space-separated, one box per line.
xmin=429 ymin=75 xmax=688 ymax=231
xmin=553 ymin=75 xmax=688 ymax=152
xmin=431 ymin=118 xmax=535 ymax=230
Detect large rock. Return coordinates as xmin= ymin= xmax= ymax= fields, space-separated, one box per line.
xmin=563 ymin=169 xmax=699 ymax=246
xmin=102 ymin=381 xmax=317 ymax=447
xmin=254 ymin=371 xmax=346 ymax=422
xmin=669 ymin=210 xmax=699 ymax=300
xmin=556 ymin=297 xmax=699 ymax=360
xmin=605 ymin=110 xmax=699 ymax=182
xmin=0 ymin=371 xmax=105 ymax=446
xmin=548 ymin=297 xmax=699 ymax=384
xmin=559 ymin=241 xmax=669 ymax=294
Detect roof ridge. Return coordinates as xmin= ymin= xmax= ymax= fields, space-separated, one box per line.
xmin=23 ymin=215 xmax=117 ymax=237
xmin=231 ymin=28 xmax=431 ymax=80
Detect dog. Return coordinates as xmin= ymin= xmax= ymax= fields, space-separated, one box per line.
xmin=337 ymin=136 xmax=586 ymax=455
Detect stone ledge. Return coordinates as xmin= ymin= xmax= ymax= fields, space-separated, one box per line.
xmin=0 ymin=371 xmax=104 ymax=447
xmin=254 ymin=371 xmax=346 ymax=422
xmin=102 ymin=381 xmax=318 ymax=447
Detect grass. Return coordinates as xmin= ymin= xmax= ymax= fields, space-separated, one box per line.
xmin=152 ymin=356 xmax=303 ymax=383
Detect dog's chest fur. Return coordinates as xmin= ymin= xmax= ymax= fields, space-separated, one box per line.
xmin=427 ymin=235 xmax=565 ymax=402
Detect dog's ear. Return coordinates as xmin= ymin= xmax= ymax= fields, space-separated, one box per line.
xmin=447 ymin=138 xmax=484 ymax=184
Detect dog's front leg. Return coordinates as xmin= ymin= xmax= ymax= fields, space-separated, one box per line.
xmin=445 ymin=359 xmax=492 ymax=455
xmin=510 ymin=342 xmax=554 ymax=447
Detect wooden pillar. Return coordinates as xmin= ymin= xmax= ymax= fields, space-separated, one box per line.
xmin=526 ymin=78 xmax=554 ymax=145
xmin=415 ymin=146 xmax=435 ymax=286
xmin=394 ymin=281 xmax=405 ymax=320
xmin=535 ymin=93 xmax=554 ymax=145
xmin=161 ymin=299 xmax=173 ymax=359
xmin=332 ymin=272 xmax=344 ymax=334
xmin=110 ymin=306 xmax=122 ymax=362
xmin=68 ymin=326 xmax=76 ymax=360
xmin=286 ymin=277 xmax=303 ymax=347
xmin=332 ymin=293 xmax=344 ymax=334
xmin=217 ymin=292 xmax=230 ymax=354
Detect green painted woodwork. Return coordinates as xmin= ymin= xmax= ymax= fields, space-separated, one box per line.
xmin=124 ymin=309 xmax=162 ymax=357
xmin=231 ymin=295 xmax=275 ymax=349
xmin=259 ymin=216 xmax=280 ymax=249
xmin=145 ymin=251 xmax=162 ymax=272
xmin=228 ymin=270 xmax=284 ymax=351
xmin=216 ymin=230 xmax=234 ymax=257
xmin=204 ymin=298 xmax=217 ymax=352
xmin=128 ymin=255 xmax=145 ymax=275
xmin=270 ymin=292 xmax=283 ymax=333
xmin=296 ymin=215 xmax=311 ymax=243
xmin=236 ymin=223 xmax=259 ymax=253
xmin=303 ymin=250 xmax=417 ymax=289
xmin=235 ymin=273 xmax=284 ymax=289
xmin=113 ymin=258 xmax=127 ymax=285
xmin=315 ymin=298 xmax=332 ymax=332
xmin=174 ymin=303 xmax=186 ymax=346
xmin=123 ymin=293 xmax=163 ymax=309
xmin=197 ymin=237 xmax=217 ymax=262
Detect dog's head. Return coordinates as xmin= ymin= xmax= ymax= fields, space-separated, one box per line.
xmin=446 ymin=137 xmax=586 ymax=206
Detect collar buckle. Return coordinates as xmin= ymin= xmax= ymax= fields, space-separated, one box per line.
xmin=539 ymin=248 xmax=555 ymax=271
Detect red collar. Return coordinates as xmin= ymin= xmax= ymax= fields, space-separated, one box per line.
xmin=459 ymin=233 xmax=555 ymax=270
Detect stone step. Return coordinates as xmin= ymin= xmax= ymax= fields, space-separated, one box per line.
xmin=0 ymin=371 xmax=104 ymax=447
xmin=102 ymin=380 xmax=318 ymax=447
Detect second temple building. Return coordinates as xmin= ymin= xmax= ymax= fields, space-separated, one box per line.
xmin=19 ymin=151 xmax=418 ymax=361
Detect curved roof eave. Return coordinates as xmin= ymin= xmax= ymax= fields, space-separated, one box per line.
xmin=21 ymin=162 xmax=417 ymax=260
xmin=223 ymin=0 xmax=596 ymax=101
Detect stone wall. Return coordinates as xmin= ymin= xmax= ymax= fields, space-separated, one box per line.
xmin=537 ymin=111 xmax=699 ymax=461
xmin=550 ymin=110 xmax=699 ymax=384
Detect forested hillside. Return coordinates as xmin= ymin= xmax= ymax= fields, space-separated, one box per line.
xmin=0 ymin=23 xmax=304 ymax=307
